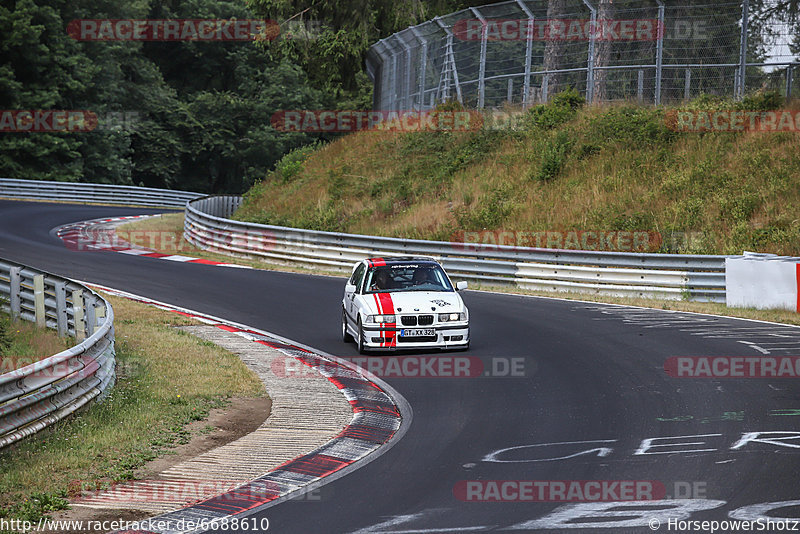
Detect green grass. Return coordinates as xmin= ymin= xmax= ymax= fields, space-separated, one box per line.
xmin=0 ymin=314 xmax=73 ymax=371
xmin=234 ymin=91 xmax=800 ymax=255
xmin=0 ymin=296 xmax=265 ymax=527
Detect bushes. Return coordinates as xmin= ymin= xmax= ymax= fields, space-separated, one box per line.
xmin=273 ymin=142 xmax=322 ymax=183
xmin=587 ymin=106 xmax=676 ymax=148
xmin=685 ymin=90 xmax=784 ymax=112
xmin=454 ymin=184 xmax=516 ymax=230
xmin=535 ymin=130 xmax=573 ymax=182
xmin=524 ymin=88 xmax=585 ymax=131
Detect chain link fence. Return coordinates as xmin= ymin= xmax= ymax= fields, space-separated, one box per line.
xmin=366 ymin=0 xmax=799 ymax=110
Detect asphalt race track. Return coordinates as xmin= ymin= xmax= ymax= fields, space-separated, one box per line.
xmin=2 ymin=199 xmax=800 ymax=533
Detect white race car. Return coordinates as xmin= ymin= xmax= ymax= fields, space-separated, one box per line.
xmin=342 ymin=257 xmax=469 ymax=353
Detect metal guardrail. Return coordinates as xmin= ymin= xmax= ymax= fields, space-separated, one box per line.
xmin=0 ymin=258 xmax=115 ymax=449
xmin=0 ymin=178 xmax=203 ymax=208
xmin=185 ymin=195 xmax=727 ymax=302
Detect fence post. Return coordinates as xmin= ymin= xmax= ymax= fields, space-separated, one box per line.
xmin=72 ymin=290 xmax=85 ymax=342
xmin=33 ymin=275 xmax=45 ymax=328
xmin=787 ymin=66 xmax=794 ymax=99
xmin=396 ymin=34 xmax=414 ymax=110
xmin=435 ymin=17 xmax=463 ymax=104
xmin=507 ymin=78 xmax=514 ymax=103
xmin=654 ymin=0 xmax=665 ymax=105
xmin=542 ymin=74 xmax=549 ymax=103
xmin=54 ymin=281 xmax=67 ymax=337
xmin=582 ymin=0 xmax=597 ymax=103
xmin=737 ymin=0 xmax=749 ymax=101
xmin=411 ymin=27 xmax=428 ymax=109
xmin=515 ymin=0 xmax=535 ymax=108
xmin=391 ymin=49 xmax=399 ymax=110
xmin=638 ymin=70 xmax=645 ymax=103
xmin=471 ymin=7 xmax=488 ymax=109
xmin=684 ymin=68 xmax=692 ymax=100
xmin=9 ymin=267 xmax=20 ymax=319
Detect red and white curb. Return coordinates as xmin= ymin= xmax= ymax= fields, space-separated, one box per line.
xmin=55 ymin=216 xmax=251 ymax=269
xmin=82 ymin=284 xmax=410 ymax=534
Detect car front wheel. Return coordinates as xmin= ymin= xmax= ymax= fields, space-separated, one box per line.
xmin=357 ymin=317 xmax=368 ymax=354
xmin=342 ymin=309 xmax=353 ymax=343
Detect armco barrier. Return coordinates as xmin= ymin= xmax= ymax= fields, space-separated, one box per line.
xmin=184 ymin=195 xmax=727 ymax=303
xmin=0 ymin=258 xmax=115 ymax=449
xmin=0 ymin=178 xmax=203 ymax=207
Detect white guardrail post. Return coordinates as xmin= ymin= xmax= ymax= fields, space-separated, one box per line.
xmin=0 ymin=258 xmax=115 ymax=449
xmin=184 ymin=196 xmax=728 ymax=303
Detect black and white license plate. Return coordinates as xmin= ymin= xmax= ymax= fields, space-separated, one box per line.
xmin=400 ymin=329 xmax=435 ymax=337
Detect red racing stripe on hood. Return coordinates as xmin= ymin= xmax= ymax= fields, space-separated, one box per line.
xmin=378 ymin=293 xmax=396 ymax=348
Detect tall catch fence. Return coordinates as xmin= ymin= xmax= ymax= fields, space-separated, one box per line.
xmin=366 ymin=0 xmax=799 ymax=110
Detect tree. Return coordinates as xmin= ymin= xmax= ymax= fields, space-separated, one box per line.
xmin=543 ymin=0 xmax=568 ymax=96
xmin=592 ymin=0 xmax=614 ymax=102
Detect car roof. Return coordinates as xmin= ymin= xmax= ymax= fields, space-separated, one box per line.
xmin=365 ymin=256 xmax=440 ymax=267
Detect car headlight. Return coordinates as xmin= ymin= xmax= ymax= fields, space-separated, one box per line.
xmin=368 ymin=314 xmax=396 ymax=324
xmin=438 ymin=312 xmax=465 ymax=322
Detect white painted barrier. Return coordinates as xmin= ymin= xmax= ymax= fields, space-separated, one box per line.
xmin=726 ymin=253 xmax=800 ymax=312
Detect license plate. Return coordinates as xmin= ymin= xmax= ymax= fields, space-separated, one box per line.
xmin=400 ymin=329 xmax=435 ymax=337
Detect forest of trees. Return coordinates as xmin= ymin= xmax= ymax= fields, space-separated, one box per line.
xmin=0 ymin=0 xmax=797 ymax=193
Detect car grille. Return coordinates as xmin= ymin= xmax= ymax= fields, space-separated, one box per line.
xmin=398 ymin=335 xmax=437 ymax=343
xmin=399 ymin=314 xmax=435 ymax=326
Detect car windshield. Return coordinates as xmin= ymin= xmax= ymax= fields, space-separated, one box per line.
xmin=365 ymin=264 xmax=453 ymax=294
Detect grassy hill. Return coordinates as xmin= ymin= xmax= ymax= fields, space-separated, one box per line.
xmin=234 ymin=91 xmax=800 ymax=256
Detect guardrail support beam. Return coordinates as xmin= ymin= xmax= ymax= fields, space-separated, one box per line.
xmin=33 ymin=275 xmax=45 ymax=328
xmin=72 ymin=290 xmax=85 ymax=341
xmin=86 ymin=296 xmax=97 ymax=336
xmin=9 ymin=267 xmax=20 ymax=319
xmin=55 ymin=281 xmax=67 ymax=337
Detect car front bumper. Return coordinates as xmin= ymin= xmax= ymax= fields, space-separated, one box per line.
xmin=362 ymin=323 xmax=469 ymax=350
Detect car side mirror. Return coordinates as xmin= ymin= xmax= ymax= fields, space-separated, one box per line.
xmin=456 ymin=281 xmax=468 ymax=291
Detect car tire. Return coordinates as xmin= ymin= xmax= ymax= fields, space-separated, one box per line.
xmin=357 ymin=317 xmax=368 ymax=354
xmin=342 ymin=309 xmax=353 ymax=343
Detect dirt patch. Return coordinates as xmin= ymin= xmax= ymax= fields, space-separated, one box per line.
xmin=44 ymin=396 xmax=271 ymax=533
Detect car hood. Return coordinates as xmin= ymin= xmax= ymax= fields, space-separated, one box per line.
xmin=363 ymin=291 xmax=464 ymax=315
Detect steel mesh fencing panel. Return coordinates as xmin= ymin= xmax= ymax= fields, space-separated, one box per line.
xmin=366 ymin=0 xmax=798 ymax=109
